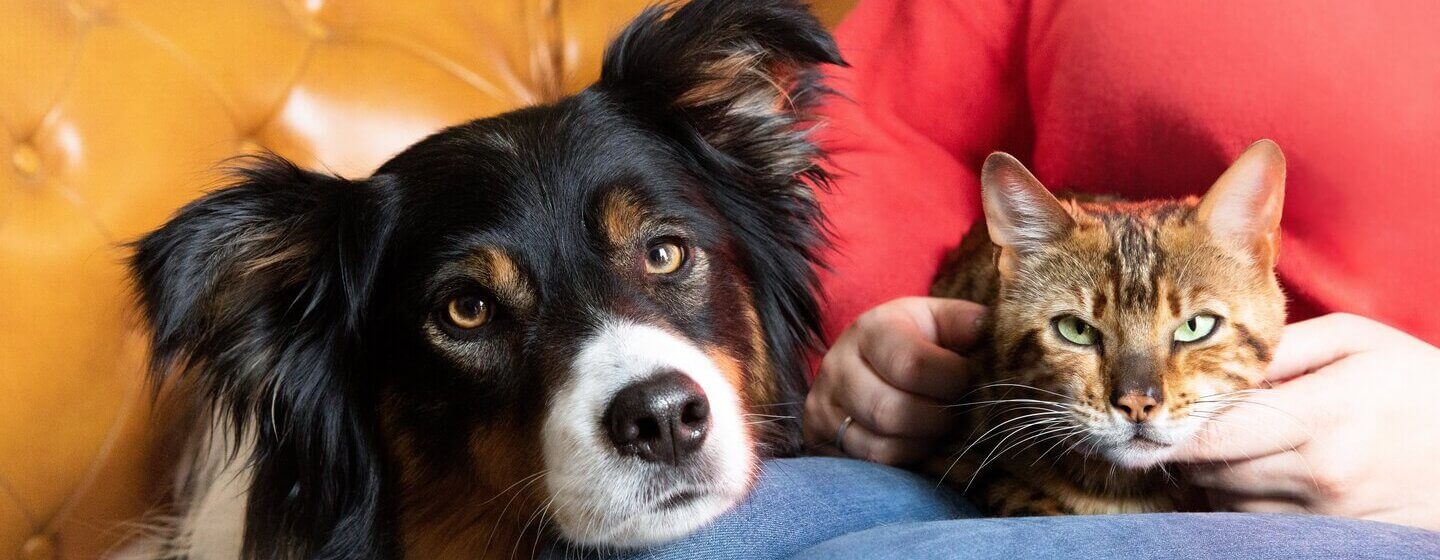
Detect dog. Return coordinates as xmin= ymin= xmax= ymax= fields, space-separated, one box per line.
xmin=124 ymin=1 xmax=842 ymax=557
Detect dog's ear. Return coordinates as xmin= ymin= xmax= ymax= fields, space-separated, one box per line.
xmin=599 ymin=0 xmax=844 ymax=455
xmin=130 ymin=154 xmax=395 ymax=559
xmin=597 ymin=0 xmax=844 ymax=182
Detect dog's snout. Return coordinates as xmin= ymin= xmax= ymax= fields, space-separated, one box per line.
xmin=605 ymin=371 xmax=710 ymax=465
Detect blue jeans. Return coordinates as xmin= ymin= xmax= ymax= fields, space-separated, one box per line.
xmin=548 ymin=457 xmax=1440 ymax=559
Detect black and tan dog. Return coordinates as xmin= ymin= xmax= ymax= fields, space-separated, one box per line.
xmin=124 ymin=1 xmax=842 ymax=558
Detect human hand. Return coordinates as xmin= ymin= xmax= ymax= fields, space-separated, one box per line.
xmin=802 ymin=297 xmax=986 ymax=465
xmin=1172 ymin=313 xmax=1440 ymax=530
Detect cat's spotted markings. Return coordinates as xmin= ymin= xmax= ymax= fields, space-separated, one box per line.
xmin=927 ymin=140 xmax=1287 ymax=516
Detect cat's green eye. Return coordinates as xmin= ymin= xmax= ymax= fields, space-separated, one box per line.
xmin=1174 ymin=314 xmax=1218 ymax=343
xmin=1054 ymin=315 xmax=1100 ymax=346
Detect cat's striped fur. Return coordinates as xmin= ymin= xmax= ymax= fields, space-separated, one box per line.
xmin=927 ymin=141 xmax=1287 ymax=515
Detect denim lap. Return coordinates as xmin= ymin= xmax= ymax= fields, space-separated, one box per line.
xmin=795 ymin=513 xmax=1440 ymax=560
xmin=545 ymin=457 xmax=971 ymax=559
xmin=548 ymin=457 xmax=1440 ymax=560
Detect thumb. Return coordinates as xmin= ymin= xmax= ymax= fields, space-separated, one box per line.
xmin=1265 ymin=313 xmax=1398 ymax=383
xmin=911 ymin=297 xmax=988 ymax=352
xmin=1169 ymin=375 xmax=1331 ymax=463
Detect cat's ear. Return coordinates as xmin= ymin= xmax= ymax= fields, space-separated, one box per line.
xmin=1197 ymin=140 xmax=1286 ymax=267
xmin=981 ymin=152 xmax=1076 ymax=258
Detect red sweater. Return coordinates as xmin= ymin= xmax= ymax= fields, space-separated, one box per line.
xmin=815 ymin=0 xmax=1440 ymax=353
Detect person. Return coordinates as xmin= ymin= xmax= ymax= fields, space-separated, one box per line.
xmin=551 ymin=0 xmax=1440 ymax=557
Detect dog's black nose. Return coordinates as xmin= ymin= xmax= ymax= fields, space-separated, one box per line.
xmin=605 ymin=371 xmax=710 ymax=465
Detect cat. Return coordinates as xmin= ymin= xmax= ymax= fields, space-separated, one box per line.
xmin=926 ymin=140 xmax=1287 ymax=515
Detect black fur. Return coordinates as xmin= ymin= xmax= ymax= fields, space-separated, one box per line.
xmin=129 ymin=1 xmax=842 ymax=558
xmin=599 ymin=0 xmax=843 ymax=453
xmin=132 ymin=159 xmax=397 ymax=559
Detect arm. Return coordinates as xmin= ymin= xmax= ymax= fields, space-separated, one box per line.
xmin=805 ymin=0 xmax=1029 ymax=462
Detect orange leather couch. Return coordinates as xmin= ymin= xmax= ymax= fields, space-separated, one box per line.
xmin=0 ymin=1 xmax=854 ymax=558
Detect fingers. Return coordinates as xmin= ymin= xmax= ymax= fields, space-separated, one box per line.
xmin=1186 ymin=450 xmax=1319 ymax=499
xmin=856 ymin=317 xmax=975 ymax=401
xmin=801 ymin=386 xmax=837 ymax=451
xmin=851 ymin=297 xmax=984 ymax=401
xmin=1170 ymin=376 xmax=1334 ymax=463
xmin=1265 ymin=313 xmax=1405 ymax=382
xmin=802 ymin=297 xmax=986 ymax=466
xmin=801 ymin=377 xmax=935 ymax=465
xmin=1205 ymin=489 xmax=1309 ymax=515
xmin=833 ymin=416 xmax=936 ymax=465
xmin=910 ymin=297 xmax=989 ymax=351
xmin=835 ymin=347 xmax=956 ymax=438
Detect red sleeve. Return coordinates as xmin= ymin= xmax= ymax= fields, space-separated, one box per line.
xmin=814 ymin=0 xmax=1030 ymax=345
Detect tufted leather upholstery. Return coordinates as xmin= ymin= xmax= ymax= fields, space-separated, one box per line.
xmin=0 ymin=1 xmax=854 ymax=557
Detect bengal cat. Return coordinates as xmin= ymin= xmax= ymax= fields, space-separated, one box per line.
xmin=927 ymin=140 xmax=1287 ymax=515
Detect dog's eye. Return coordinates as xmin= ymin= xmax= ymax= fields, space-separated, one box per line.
xmin=644 ymin=241 xmax=687 ymax=275
xmin=445 ymin=295 xmax=492 ymax=330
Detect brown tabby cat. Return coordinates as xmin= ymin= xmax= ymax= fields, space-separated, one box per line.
xmin=927 ymin=140 xmax=1287 ymax=515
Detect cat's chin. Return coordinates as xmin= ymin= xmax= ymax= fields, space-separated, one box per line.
xmin=1096 ymin=437 xmax=1179 ymax=470
xmin=1084 ymin=411 xmax=1203 ymax=470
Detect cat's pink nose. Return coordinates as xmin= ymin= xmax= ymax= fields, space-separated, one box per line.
xmin=1113 ymin=393 xmax=1160 ymax=423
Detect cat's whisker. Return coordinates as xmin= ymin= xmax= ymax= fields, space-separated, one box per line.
xmin=1188 ymin=405 xmax=1321 ymax=495
xmin=1194 ymin=393 xmax=1251 ymax=401
xmin=1216 ymin=399 xmax=1309 ymax=431
xmin=962 ymin=417 xmax=1075 ymax=494
xmin=968 ymin=382 xmax=1076 ymax=402
xmin=1013 ymin=430 xmax=1081 ymax=467
xmin=1195 ymin=397 xmax=1319 ymax=462
xmin=1190 ymin=410 xmax=1324 ymax=493
xmin=1193 ymin=388 xmax=1266 ymax=401
xmin=977 ymin=431 xmax=1065 ymax=481
xmin=1189 ymin=394 xmax=1265 ymax=420
xmin=950 ymin=420 xmax=1069 ymax=465
xmin=1155 ymin=461 xmax=1183 ymax=488
xmin=1056 ymin=429 xmax=1097 ymax=463
xmin=1193 ymin=392 xmax=1271 ymax=410
xmin=1031 ymin=428 xmax=1086 ymax=467
xmin=963 ymin=429 xmax=1034 ymax=494
xmin=954 ymin=402 xmax=1076 ymax=446
xmin=938 ymin=414 xmax=1070 ymax=491
xmin=1191 ymin=400 xmax=1254 ymax=411
xmin=952 ymin=376 xmax=1024 ymax=402
xmin=953 ymin=411 xmax=1075 ymax=459
xmin=989 ymin=406 xmax=1079 ymax=418
xmin=1196 ymin=416 xmax=1283 ymax=484
xmin=995 ymin=423 xmax=1078 ymax=462
xmin=944 ymin=397 xmax=1077 ymax=411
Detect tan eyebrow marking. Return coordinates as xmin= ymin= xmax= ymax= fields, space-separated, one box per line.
xmin=600 ymin=189 xmax=648 ymax=248
xmin=467 ymin=247 xmax=535 ymax=311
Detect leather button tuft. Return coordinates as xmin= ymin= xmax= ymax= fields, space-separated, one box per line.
xmin=12 ymin=143 xmax=41 ymax=177
xmin=21 ymin=534 xmax=57 ymax=560
xmin=303 ymin=17 xmax=330 ymax=40
xmin=67 ymin=0 xmax=115 ymax=24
